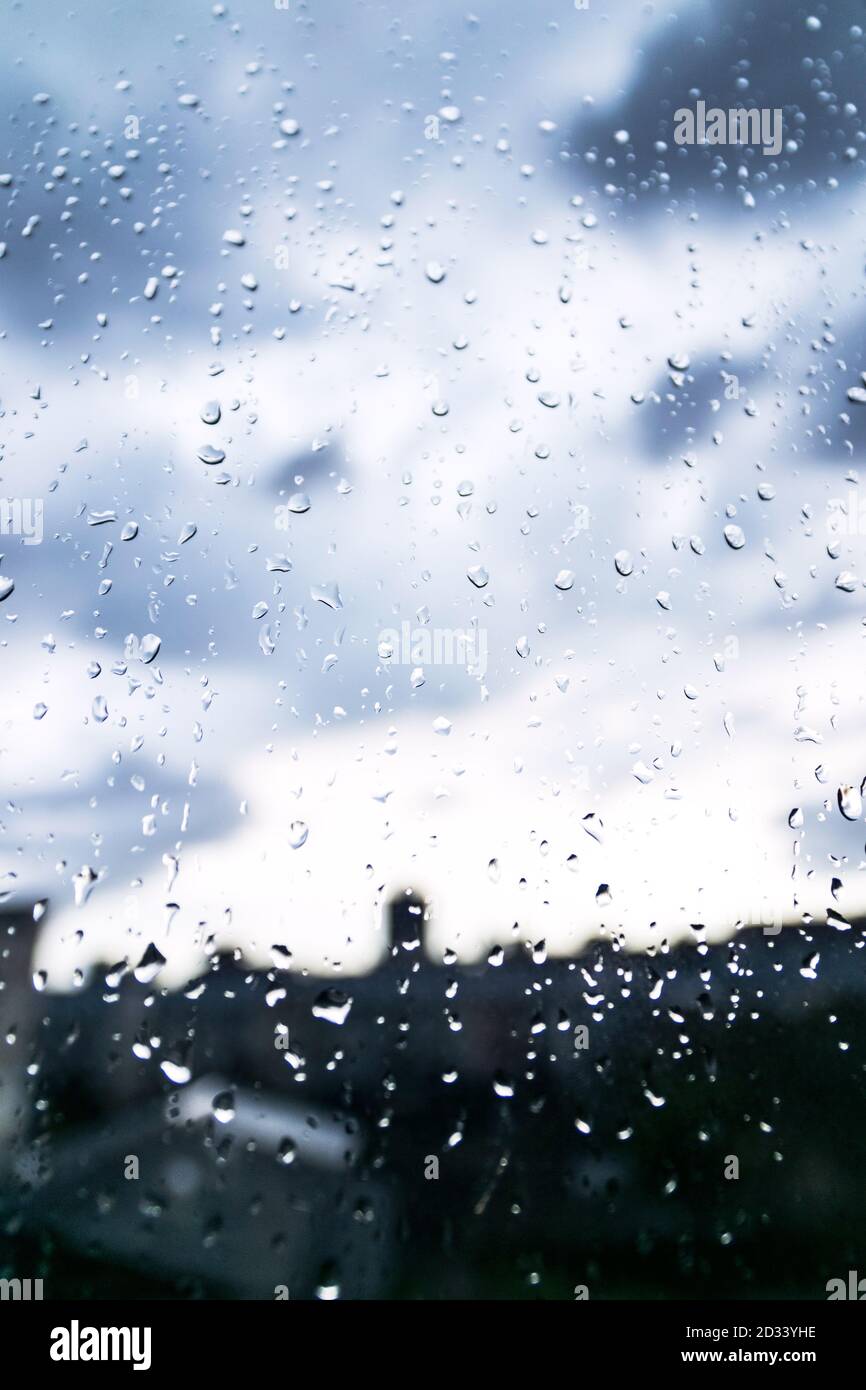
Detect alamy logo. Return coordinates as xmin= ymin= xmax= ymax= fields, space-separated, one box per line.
xmin=674 ymin=101 xmax=783 ymax=157
xmin=0 ymin=1277 xmax=42 ymax=1300
xmin=0 ymin=497 xmax=43 ymax=545
xmin=378 ymin=621 xmax=487 ymax=678
xmin=828 ymin=492 xmax=866 ymax=537
xmin=826 ymin=1270 xmax=866 ymax=1300
xmin=50 ymin=1320 xmax=152 ymax=1371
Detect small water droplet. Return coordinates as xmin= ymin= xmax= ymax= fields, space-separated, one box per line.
xmin=212 ymin=1089 xmax=236 ymax=1123
xmin=289 ymin=820 xmax=309 ymax=849
xmin=277 ymin=1138 xmax=297 ymax=1165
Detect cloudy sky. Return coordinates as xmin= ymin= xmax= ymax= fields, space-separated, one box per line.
xmin=1 ymin=0 xmax=865 ymax=986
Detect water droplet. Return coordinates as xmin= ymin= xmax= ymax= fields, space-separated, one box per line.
xmin=643 ymin=1086 xmax=666 ymax=1109
xmin=134 ymin=942 xmax=166 ymax=984
xmin=312 ymin=988 xmax=353 ymax=1025
xmin=212 ymin=1089 xmax=236 ymax=1123
xmin=838 ymin=785 xmax=862 ymax=821
xmin=72 ymin=865 xmax=97 ymax=906
xmin=198 ymin=444 xmax=226 ymax=466
xmin=140 ymin=634 xmax=161 ymax=664
xmin=310 ymin=581 xmax=342 ymax=610
xmin=723 ymin=524 xmax=745 ymax=550
xmin=289 ymin=820 xmax=309 ymax=849
xmin=161 ymin=1059 xmax=192 ymax=1085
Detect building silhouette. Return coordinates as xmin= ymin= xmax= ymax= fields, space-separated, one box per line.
xmin=1 ymin=898 xmax=864 ymax=1298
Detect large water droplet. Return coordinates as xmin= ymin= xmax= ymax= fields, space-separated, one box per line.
xmin=134 ymin=942 xmax=167 ymax=984
xmin=723 ymin=524 xmax=745 ymax=550
xmin=310 ymin=581 xmax=342 ymax=610
xmin=197 ymin=444 xmax=226 ymax=466
xmin=312 ymin=988 xmax=353 ymax=1025
xmin=838 ymin=785 xmax=862 ymax=821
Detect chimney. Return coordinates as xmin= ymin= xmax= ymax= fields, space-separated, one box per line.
xmin=0 ymin=906 xmax=40 ymax=1163
xmin=387 ymin=891 xmax=427 ymax=958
